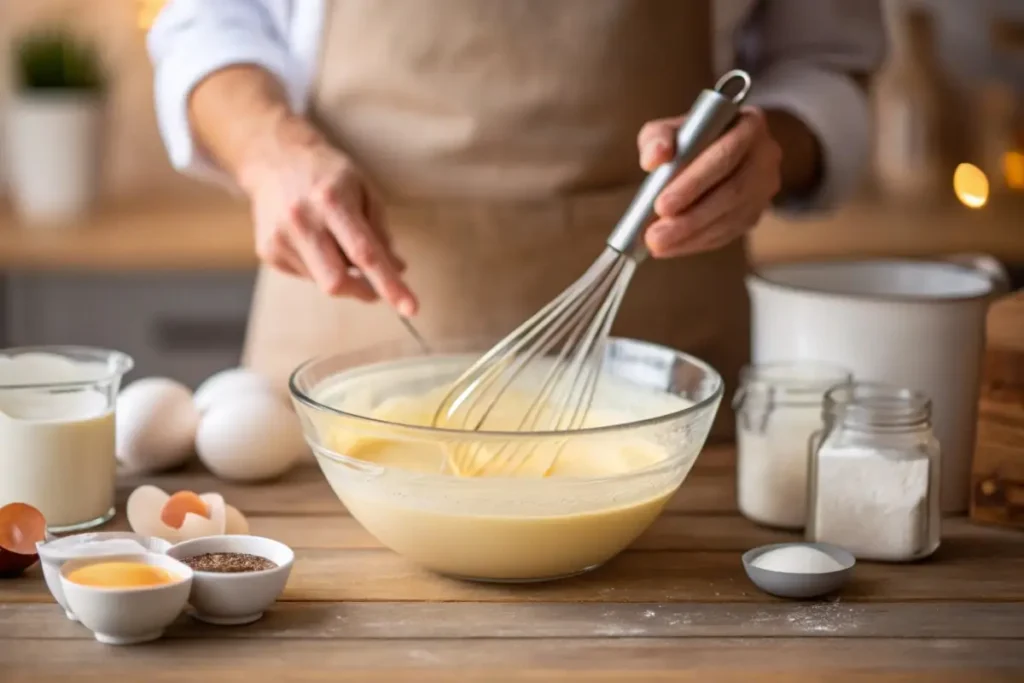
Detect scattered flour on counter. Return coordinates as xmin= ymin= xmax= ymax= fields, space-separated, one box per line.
xmin=784 ymin=600 xmax=853 ymax=634
xmin=752 ymin=545 xmax=844 ymax=574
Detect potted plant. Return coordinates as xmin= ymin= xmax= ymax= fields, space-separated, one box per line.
xmin=4 ymin=29 xmax=106 ymax=225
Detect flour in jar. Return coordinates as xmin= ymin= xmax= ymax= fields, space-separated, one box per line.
xmin=737 ymin=405 xmax=823 ymax=529
xmin=811 ymin=448 xmax=931 ymax=560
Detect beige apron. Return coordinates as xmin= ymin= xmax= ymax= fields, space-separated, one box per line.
xmin=243 ymin=0 xmax=751 ymax=440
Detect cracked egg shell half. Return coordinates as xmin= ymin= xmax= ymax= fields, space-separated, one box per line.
xmin=0 ymin=502 xmax=47 ymax=578
xmin=126 ymin=486 xmax=248 ymax=544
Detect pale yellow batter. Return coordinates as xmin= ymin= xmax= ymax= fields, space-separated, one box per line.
xmin=317 ymin=381 xmax=694 ymax=581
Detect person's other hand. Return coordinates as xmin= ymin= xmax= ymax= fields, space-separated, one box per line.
xmin=636 ymin=106 xmax=782 ymax=258
xmin=237 ymin=118 xmax=417 ymax=316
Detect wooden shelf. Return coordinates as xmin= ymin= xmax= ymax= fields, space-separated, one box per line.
xmin=0 ymin=194 xmax=1021 ymax=272
xmin=0 ymin=198 xmax=256 ymax=272
xmin=751 ymin=196 xmax=1024 ymax=265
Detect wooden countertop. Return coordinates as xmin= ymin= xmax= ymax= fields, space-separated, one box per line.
xmin=1 ymin=195 xmax=1022 ymax=272
xmin=2 ymin=446 xmax=1022 ymax=681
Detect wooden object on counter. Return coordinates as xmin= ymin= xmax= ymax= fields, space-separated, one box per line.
xmin=2 ymin=445 xmax=1023 ymax=680
xmin=972 ymin=291 xmax=1024 ymax=531
xmin=1 ymin=196 xmax=1023 ymax=272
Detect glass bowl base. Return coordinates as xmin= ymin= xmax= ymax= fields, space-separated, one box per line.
xmin=439 ymin=563 xmax=603 ymax=584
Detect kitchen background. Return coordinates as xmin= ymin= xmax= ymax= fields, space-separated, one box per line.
xmin=0 ymin=0 xmax=1022 ymax=388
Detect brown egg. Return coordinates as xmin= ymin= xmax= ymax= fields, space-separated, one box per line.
xmin=0 ymin=503 xmax=47 ymax=578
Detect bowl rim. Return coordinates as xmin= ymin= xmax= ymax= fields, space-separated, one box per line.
xmin=741 ymin=541 xmax=856 ymax=576
xmin=37 ymin=531 xmax=172 ymax=563
xmin=0 ymin=345 xmax=134 ymax=391
xmin=165 ymin=534 xmax=295 ymax=579
xmin=288 ymin=336 xmax=724 ymax=439
xmin=747 ymin=258 xmax=996 ymax=304
xmin=58 ymin=552 xmax=194 ymax=593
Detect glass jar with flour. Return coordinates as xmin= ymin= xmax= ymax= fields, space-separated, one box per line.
xmin=733 ymin=362 xmax=852 ymax=529
xmin=807 ymin=382 xmax=941 ymax=562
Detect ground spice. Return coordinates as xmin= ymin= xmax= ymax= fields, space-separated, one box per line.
xmin=182 ymin=552 xmax=277 ymax=573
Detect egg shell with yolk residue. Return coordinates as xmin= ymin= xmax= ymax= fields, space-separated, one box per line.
xmin=126 ymin=486 xmax=248 ymax=544
xmin=0 ymin=502 xmax=47 ymax=578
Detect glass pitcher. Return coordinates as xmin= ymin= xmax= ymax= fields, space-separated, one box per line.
xmin=0 ymin=346 xmax=133 ymax=532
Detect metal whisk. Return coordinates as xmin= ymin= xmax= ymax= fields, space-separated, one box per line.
xmin=433 ymin=70 xmax=752 ymax=476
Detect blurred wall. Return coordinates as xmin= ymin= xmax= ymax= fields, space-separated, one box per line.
xmin=0 ymin=0 xmax=211 ymax=202
xmin=3 ymin=0 xmax=1022 ymax=204
xmin=909 ymin=0 xmax=1024 ymax=85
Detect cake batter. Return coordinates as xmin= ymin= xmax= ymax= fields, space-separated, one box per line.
xmin=317 ymin=381 xmax=693 ymax=581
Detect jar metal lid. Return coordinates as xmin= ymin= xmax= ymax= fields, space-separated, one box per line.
xmin=733 ymin=361 xmax=852 ymax=434
xmin=824 ymin=381 xmax=932 ymax=430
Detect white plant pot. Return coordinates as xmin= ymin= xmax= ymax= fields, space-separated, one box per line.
xmin=4 ymin=93 xmax=103 ymax=226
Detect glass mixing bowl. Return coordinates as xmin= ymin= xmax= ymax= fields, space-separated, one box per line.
xmin=289 ymin=337 xmax=723 ymax=583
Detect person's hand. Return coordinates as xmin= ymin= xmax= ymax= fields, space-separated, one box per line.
xmin=636 ymin=106 xmax=782 ymax=258
xmin=237 ymin=117 xmax=417 ymax=316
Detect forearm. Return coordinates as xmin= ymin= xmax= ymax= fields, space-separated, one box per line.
xmin=740 ymin=0 xmax=886 ymax=210
xmin=763 ymin=109 xmax=821 ymax=200
xmin=188 ymin=65 xmax=322 ymax=185
xmin=761 ymin=70 xmax=874 ymax=201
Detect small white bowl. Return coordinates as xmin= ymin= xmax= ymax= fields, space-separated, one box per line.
xmin=166 ymin=535 xmax=294 ymax=625
xmin=37 ymin=532 xmax=172 ymax=621
xmin=742 ymin=542 xmax=856 ymax=599
xmin=59 ymin=552 xmax=193 ymax=645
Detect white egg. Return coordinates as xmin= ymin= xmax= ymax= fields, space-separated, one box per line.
xmin=196 ymin=393 xmax=308 ymax=482
xmin=193 ymin=367 xmax=278 ymax=415
xmin=116 ymin=377 xmax=199 ymax=473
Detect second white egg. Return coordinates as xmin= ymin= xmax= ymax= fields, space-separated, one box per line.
xmin=196 ymin=393 xmax=308 ymax=482
xmin=193 ymin=367 xmax=277 ymax=415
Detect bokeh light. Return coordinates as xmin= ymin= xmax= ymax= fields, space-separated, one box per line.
xmin=953 ymin=163 xmax=990 ymax=209
xmin=1002 ymin=150 xmax=1024 ymax=191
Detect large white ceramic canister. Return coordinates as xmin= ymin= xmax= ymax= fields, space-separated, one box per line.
xmin=747 ymin=255 xmax=1011 ymax=513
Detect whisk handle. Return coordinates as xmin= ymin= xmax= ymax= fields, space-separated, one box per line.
xmin=606 ymin=69 xmax=752 ymax=261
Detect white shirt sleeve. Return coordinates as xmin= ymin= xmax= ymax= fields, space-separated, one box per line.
xmin=147 ymin=0 xmax=304 ymax=184
xmin=738 ymin=0 xmax=887 ymax=215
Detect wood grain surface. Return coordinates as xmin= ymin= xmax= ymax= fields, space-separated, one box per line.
xmin=972 ymin=291 xmax=1024 ymax=530
xmin=1 ymin=444 xmax=1022 ymax=681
